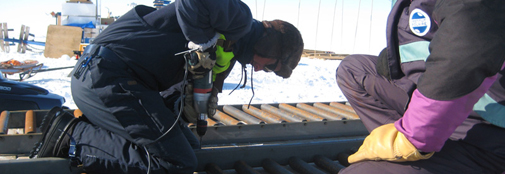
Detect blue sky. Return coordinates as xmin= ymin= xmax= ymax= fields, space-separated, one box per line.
xmin=0 ymin=0 xmax=392 ymax=55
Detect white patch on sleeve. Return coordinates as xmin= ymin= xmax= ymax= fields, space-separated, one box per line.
xmin=409 ymin=9 xmax=431 ymax=37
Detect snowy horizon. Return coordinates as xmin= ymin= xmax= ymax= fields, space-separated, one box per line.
xmin=0 ymin=0 xmax=361 ymax=109
xmin=0 ymin=0 xmax=391 ymax=55
xmin=0 ymin=50 xmax=347 ymax=110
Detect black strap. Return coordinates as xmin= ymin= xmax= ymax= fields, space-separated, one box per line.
xmin=97 ymin=46 xmax=121 ymax=62
xmin=73 ymin=45 xmax=121 ymax=79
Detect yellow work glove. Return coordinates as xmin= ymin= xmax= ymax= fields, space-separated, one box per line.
xmin=348 ymin=123 xmax=434 ymax=164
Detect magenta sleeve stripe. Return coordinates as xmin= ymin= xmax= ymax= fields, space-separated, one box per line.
xmin=395 ymin=74 xmax=498 ymax=152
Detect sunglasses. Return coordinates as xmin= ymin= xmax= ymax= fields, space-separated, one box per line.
xmin=263 ymin=59 xmax=280 ymax=72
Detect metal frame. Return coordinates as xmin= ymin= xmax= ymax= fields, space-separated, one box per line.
xmin=0 ymin=103 xmax=369 ymax=173
xmin=1 ymin=119 xmax=368 ymax=154
xmin=195 ymin=136 xmax=365 ymax=171
xmin=193 ymin=119 xmax=367 ymax=145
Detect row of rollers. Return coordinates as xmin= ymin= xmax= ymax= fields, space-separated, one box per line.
xmin=0 ymin=109 xmax=89 ymax=135
xmin=196 ymin=102 xmax=359 ymax=127
xmin=204 ymin=153 xmax=352 ymax=174
xmin=0 ymin=102 xmax=358 ymax=134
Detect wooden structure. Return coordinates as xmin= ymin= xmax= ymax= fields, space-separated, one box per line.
xmin=0 ymin=23 xmax=45 ymax=54
xmin=303 ymin=49 xmax=349 ymax=60
xmin=0 ymin=23 xmax=12 ymax=53
xmin=17 ymin=25 xmax=30 ymax=53
xmin=66 ymin=0 xmax=92 ymax=3
xmin=44 ymin=25 xmax=83 ymax=58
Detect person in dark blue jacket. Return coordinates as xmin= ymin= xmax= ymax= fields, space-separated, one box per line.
xmin=29 ymin=0 xmax=304 ymax=173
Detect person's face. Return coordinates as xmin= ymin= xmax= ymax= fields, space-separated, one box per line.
xmin=251 ymin=54 xmax=282 ymax=72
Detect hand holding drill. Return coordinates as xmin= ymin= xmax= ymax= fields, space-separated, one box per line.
xmin=182 ymin=43 xmax=219 ymax=139
xmin=182 ymin=83 xmax=218 ymax=124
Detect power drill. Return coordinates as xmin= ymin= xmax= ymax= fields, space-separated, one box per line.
xmin=187 ymin=51 xmax=213 ymax=140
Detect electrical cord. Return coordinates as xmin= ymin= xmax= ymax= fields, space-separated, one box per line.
xmin=151 ymin=56 xmax=188 ymax=144
xmin=145 ymin=52 xmax=190 ymax=174
xmin=144 ymin=146 xmax=151 ymax=174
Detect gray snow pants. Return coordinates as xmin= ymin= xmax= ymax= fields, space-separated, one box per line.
xmin=336 ymin=54 xmax=505 ymax=174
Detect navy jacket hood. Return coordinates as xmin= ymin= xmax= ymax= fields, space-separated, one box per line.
xmin=233 ymin=20 xmax=264 ymax=65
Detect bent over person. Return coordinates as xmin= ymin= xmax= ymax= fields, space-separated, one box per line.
xmin=337 ymin=0 xmax=505 ymax=173
xmin=29 ymin=0 xmax=304 ymax=173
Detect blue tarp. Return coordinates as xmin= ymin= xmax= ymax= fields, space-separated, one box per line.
xmin=64 ymin=21 xmax=95 ymax=29
xmin=64 ymin=21 xmax=96 ymax=43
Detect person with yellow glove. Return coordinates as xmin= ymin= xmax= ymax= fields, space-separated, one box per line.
xmin=336 ymin=0 xmax=505 ymax=173
xmin=347 ymin=123 xmax=434 ymax=163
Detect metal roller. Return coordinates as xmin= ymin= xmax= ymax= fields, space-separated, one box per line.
xmin=313 ymin=103 xmax=359 ymax=120
xmin=242 ymin=105 xmax=286 ymax=124
xmin=296 ymin=103 xmax=343 ymax=120
xmin=288 ymin=156 xmax=326 ymax=174
xmin=213 ymin=110 xmax=246 ymax=125
xmin=336 ymin=152 xmax=352 ymax=167
xmin=24 ymin=110 xmax=35 ymax=134
xmin=313 ymin=155 xmax=343 ymax=174
xmin=262 ymin=158 xmax=294 ymax=174
xmin=234 ymin=160 xmax=260 ymax=174
xmin=188 ymin=119 xmax=224 ymax=127
xmin=73 ymin=109 xmax=83 ymax=118
xmin=329 ymin=102 xmax=356 ymax=114
xmin=0 ymin=110 xmax=10 ymax=134
xmin=223 ymin=105 xmax=265 ymax=125
xmin=278 ymin=103 xmax=326 ymax=122
xmin=261 ymin=104 xmax=306 ymax=122
xmin=207 ymin=118 xmax=224 ymax=126
xmin=205 ymin=163 xmax=225 ymax=174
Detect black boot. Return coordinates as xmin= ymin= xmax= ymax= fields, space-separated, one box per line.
xmin=30 ymin=106 xmax=80 ymax=158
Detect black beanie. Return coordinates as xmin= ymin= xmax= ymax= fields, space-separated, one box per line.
xmin=254 ymin=20 xmax=304 ymax=78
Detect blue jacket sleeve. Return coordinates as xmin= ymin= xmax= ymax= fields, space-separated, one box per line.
xmin=175 ymin=0 xmax=253 ymax=44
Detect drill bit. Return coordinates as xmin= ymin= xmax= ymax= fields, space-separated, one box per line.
xmin=199 ymin=136 xmax=203 ymax=149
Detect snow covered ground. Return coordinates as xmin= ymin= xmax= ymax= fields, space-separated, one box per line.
xmin=0 ymin=49 xmax=347 ymax=109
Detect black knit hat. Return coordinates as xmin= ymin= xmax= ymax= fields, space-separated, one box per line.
xmin=254 ymin=20 xmax=304 ymax=78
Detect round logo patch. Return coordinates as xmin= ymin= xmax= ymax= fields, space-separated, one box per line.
xmin=409 ymin=9 xmax=431 ymax=37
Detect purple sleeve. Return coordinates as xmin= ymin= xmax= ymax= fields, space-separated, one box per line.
xmin=395 ymin=74 xmax=498 ymax=152
xmin=394 ymin=0 xmax=505 ymax=152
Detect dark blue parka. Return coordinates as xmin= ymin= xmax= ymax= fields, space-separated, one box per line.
xmin=74 ymin=0 xmax=264 ymax=159
xmin=70 ymin=1 xmax=268 ymax=173
xmin=92 ymin=1 xmax=263 ymax=92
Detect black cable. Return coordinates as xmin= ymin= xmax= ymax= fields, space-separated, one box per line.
xmin=151 ymin=57 xmax=188 ymax=143
xmin=145 ymin=54 xmax=190 ymax=174
xmin=144 ymin=146 xmax=151 ymax=174
xmin=247 ymin=66 xmax=255 ymax=109
xmin=229 ymin=65 xmax=245 ymax=95
xmin=242 ymin=67 xmax=247 ymax=88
